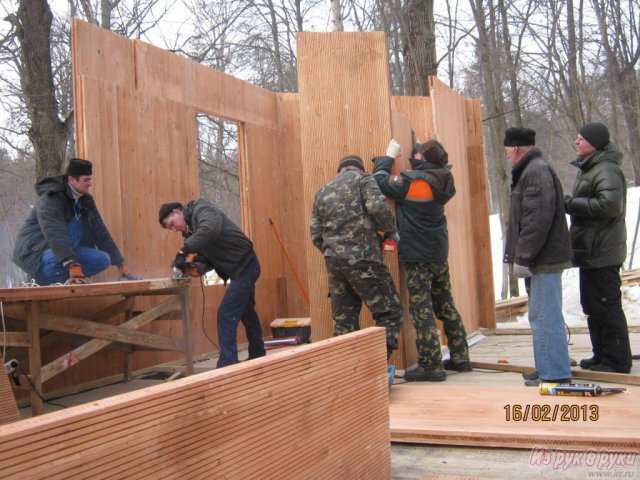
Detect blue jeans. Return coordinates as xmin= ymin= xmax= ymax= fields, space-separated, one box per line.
xmin=35 ymin=247 xmax=111 ymax=285
xmin=216 ymin=256 xmax=266 ymax=368
xmin=528 ymin=272 xmax=571 ymax=381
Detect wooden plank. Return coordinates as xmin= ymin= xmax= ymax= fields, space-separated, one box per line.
xmin=298 ymin=32 xmax=394 ymax=343
xmin=40 ymin=296 xmax=181 ymax=383
xmin=38 ymin=313 xmax=183 ymax=351
xmin=471 ymin=361 xmax=640 ymax=385
xmin=0 ymin=279 xmax=190 ymax=303
xmin=0 ymin=332 xmax=31 ymax=347
xmin=0 ymin=353 xmax=20 ymax=425
xmin=391 ymin=96 xmax=434 ymax=141
xmin=390 ymin=384 xmax=640 ymax=450
xmin=26 ymin=302 xmax=43 ymax=416
xmin=0 ymin=328 xmax=391 ymax=480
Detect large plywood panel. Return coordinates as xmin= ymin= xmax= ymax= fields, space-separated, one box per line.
xmin=392 ymin=96 xmax=434 ymax=142
xmin=134 ymin=41 xmax=278 ymax=130
xmin=0 ymin=328 xmax=392 ymax=480
xmin=298 ymin=32 xmax=394 ymax=342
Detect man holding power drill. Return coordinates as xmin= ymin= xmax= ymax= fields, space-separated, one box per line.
xmin=159 ymin=199 xmax=266 ymax=368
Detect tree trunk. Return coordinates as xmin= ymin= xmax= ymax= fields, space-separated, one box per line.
xmin=265 ymin=0 xmax=285 ymax=91
xmin=565 ymin=0 xmax=585 ymax=129
xmin=401 ymin=0 xmax=436 ymax=96
xmin=14 ymin=0 xmax=69 ymax=180
xmin=330 ymin=0 xmax=344 ymax=31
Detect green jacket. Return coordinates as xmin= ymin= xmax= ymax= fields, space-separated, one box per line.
xmin=373 ymin=156 xmax=455 ymax=263
xmin=566 ymin=143 xmax=627 ymax=268
xmin=310 ymin=169 xmax=396 ymax=262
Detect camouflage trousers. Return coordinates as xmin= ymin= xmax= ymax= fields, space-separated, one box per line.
xmin=406 ymin=261 xmax=469 ymax=371
xmin=324 ymin=257 xmax=403 ymax=350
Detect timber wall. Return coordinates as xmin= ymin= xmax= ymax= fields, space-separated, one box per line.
xmin=38 ymin=20 xmax=495 ymax=391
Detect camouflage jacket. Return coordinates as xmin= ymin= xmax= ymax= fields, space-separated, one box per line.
xmin=310 ymin=169 xmax=396 ymax=262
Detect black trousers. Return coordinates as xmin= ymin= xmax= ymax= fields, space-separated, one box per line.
xmin=579 ymin=266 xmax=632 ymax=373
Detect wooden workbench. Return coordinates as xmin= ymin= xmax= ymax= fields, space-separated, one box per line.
xmin=0 ymin=278 xmax=194 ymax=416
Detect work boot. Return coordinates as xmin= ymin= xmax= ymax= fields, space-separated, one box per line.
xmin=590 ymin=363 xmax=630 ymax=374
xmin=525 ymin=377 xmax=571 ymax=387
xmin=522 ymin=371 xmax=539 ymax=380
xmin=579 ymin=356 xmax=601 ymax=370
xmin=443 ymin=359 xmax=472 ymax=372
xmin=404 ymin=367 xmax=446 ymax=382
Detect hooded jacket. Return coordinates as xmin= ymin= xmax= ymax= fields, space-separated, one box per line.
xmin=13 ymin=175 xmax=124 ymax=277
xmin=503 ymin=148 xmax=572 ymax=268
xmin=181 ymin=199 xmax=255 ymax=280
xmin=373 ymin=156 xmax=455 ymax=263
xmin=565 ymin=143 xmax=627 ymax=268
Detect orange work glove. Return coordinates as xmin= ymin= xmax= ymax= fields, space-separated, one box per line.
xmin=66 ymin=262 xmax=89 ymax=285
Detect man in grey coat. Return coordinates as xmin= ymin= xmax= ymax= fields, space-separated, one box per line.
xmin=565 ymin=122 xmax=632 ymax=373
xmin=503 ymin=127 xmax=573 ymax=386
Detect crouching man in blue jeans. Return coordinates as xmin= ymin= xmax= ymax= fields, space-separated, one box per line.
xmin=503 ymin=127 xmax=573 ymax=386
xmin=13 ymin=158 xmax=140 ymax=285
xmin=159 ymin=200 xmax=266 ymax=368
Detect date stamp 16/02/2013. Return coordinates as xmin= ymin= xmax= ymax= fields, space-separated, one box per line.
xmin=504 ymin=403 xmax=599 ymax=422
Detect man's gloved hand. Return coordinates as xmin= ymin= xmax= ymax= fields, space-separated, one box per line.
xmin=118 ymin=265 xmax=142 ymax=281
xmin=64 ymin=261 xmax=89 ymax=285
xmin=382 ymin=232 xmax=400 ymax=252
xmin=385 ymin=232 xmax=400 ymax=243
xmin=386 ymin=139 xmax=402 ymax=159
xmin=172 ymin=250 xmax=188 ymax=272
xmin=513 ymin=264 xmax=533 ymax=278
xmin=563 ymin=194 xmax=573 ymax=212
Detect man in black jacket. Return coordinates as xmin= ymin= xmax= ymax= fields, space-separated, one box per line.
xmin=565 ymin=122 xmax=632 ymax=373
xmin=159 ymin=199 xmax=266 ymax=367
xmin=503 ymin=127 xmax=573 ymax=386
xmin=13 ymin=158 xmax=139 ymax=285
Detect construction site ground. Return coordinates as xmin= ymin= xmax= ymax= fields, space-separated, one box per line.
xmin=18 ymin=321 xmax=640 ymax=480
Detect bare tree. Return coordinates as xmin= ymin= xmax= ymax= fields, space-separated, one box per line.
xmin=400 ymin=0 xmax=437 ymax=95
xmin=331 ymin=0 xmax=344 ymax=31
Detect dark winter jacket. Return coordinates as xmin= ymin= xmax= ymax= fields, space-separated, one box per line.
xmin=13 ymin=176 xmax=124 ymax=278
xmin=503 ymin=148 xmax=572 ymax=269
xmin=565 ymin=143 xmax=627 ymax=268
xmin=181 ymin=199 xmax=255 ymax=280
xmin=373 ymin=156 xmax=455 ymax=263
xmin=310 ymin=169 xmax=396 ymax=263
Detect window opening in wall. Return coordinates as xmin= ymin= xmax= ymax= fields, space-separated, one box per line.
xmin=196 ymin=113 xmax=241 ymax=285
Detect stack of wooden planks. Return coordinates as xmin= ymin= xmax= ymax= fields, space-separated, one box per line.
xmin=0 ymin=328 xmax=391 ymax=479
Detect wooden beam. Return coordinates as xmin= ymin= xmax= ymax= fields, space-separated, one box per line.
xmin=40 ymin=296 xmax=181 ymax=383
xmin=0 ymin=332 xmax=31 ymax=347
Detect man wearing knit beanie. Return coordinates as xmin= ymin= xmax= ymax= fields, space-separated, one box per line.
xmin=310 ymin=154 xmax=404 ymax=361
xmin=12 ymin=158 xmax=141 ymax=285
xmin=565 ymin=123 xmax=632 ymax=373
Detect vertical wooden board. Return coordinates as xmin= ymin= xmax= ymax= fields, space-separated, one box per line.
xmin=275 ymin=93 xmax=310 ymax=317
xmin=465 ymin=99 xmax=496 ymax=328
xmin=0 ymin=354 xmax=19 ymax=425
xmin=429 ymin=78 xmax=480 ymax=335
xmin=75 ymin=76 xmax=124 ymax=282
xmin=298 ymin=32 xmax=394 ymax=342
xmin=391 ymin=96 xmax=434 ymax=142
xmin=134 ymin=41 xmax=278 ymax=130
xmin=71 ymin=19 xmax=135 ymax=90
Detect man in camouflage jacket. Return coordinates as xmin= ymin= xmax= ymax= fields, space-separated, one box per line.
xmin=310 ymin=155 xmax=403 ymax=357
xmin=373 ymin=139 xmax=470 ymax=382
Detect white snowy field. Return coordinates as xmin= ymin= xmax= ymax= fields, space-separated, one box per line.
xmin=490 ymin=186 xmax=640 ymax=325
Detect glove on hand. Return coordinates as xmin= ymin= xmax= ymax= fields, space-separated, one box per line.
xmin=513 ymin=264 xmax=533 ymax=279
xmin=384 ymin=232 xmax=400 ymax=243
xmin=386 ymin=139 xmax=402 ymax=159
xmin=117 ymin=265 xmax=142 ymax=281
xmin=172 ymin=251 xmax=187 ymax=272
xmin=563 ymin=194 xmax=573 ymax=213
xmin=65 ymin=261 xmax=89 ymax=285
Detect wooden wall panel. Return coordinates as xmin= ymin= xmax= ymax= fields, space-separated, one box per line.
xmin=134 ymin=41 xmax=277 ymax=130
xmin=0 ymin=353 xmax=19 ymax=425
xmin=0 ymin=328 xmax=392 ymax=480
xmin=298 ymin=32 xmax=394 ymax=343
xmin=275 ymin=94 xmax=310 ymax=317
xmin=391 ymin=96 xmax=434 ymax=142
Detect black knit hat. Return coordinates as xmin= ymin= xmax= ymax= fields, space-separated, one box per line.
xmin=65 ymin=158 xmax=93 ymax=177
xmin=579 ymin=122 xmax=610 ymax=150
xmin=503 ymin=127 xmax=536 ymax=146
xmin=158 ymin=202 xmax=183 ymax=225
xmin=337 ymin=155 xmax=364 ymax=173
xmin=419 ymin=140 xmax=448 ymax=166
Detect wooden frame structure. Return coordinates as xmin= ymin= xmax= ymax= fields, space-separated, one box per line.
xmin=0 ymin=279 xmax=193 ymax=416
xmin=5 ymin=20 xmax=496 ymax=395
xmin=0 ymin=328 xmax=391 ymax=479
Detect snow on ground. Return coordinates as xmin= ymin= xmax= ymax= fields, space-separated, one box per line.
xmin=490 ymin=186 xmax=640 ymax=325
